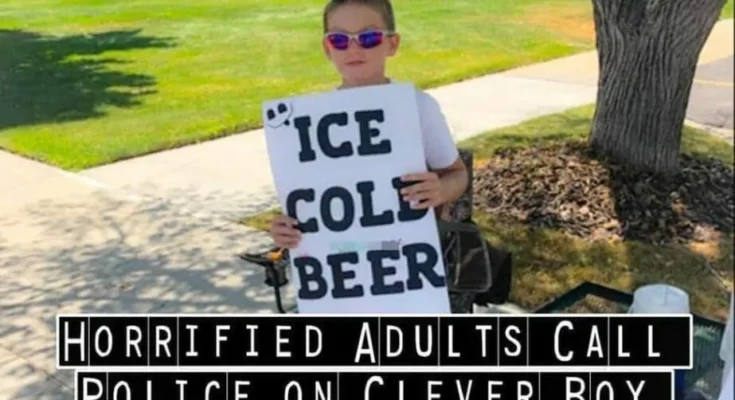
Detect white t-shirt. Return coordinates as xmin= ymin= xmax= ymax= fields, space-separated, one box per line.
xmin=415 ymin=89 xmax=460 ymax=170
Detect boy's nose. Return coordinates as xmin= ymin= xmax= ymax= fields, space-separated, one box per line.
xmin=344 ymin=38 xmax=359 ymax=49
xmin=345 ymin=39 xmax=364 ymax=53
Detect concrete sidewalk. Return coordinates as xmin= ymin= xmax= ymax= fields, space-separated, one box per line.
xmin=0 ymin=18 xmax=732 ymax=399
xmin=0 ymin=190 xmax=278 ymax=398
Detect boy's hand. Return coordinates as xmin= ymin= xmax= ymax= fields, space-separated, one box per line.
xmin=400 ymin=172 xmax=444 ymax=209
xmin=270 ymin=215 xmax=302 ymax=248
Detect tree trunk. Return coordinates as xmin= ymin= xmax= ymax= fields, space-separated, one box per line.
xmin=589 ymin=0 xmax=726 ymax=174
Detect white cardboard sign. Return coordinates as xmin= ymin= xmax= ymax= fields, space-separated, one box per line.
xmin=262 ymin=82 xmax=451 ymax=314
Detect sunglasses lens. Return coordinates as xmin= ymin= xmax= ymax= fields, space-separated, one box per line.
xmin=327 ymin=33 xmax=350 ymax=50
xmin=358 ymin=30 xmax=384 ymax=48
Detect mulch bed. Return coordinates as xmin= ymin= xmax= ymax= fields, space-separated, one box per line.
xmin=473 ymin=141 xmax=734 ymax=246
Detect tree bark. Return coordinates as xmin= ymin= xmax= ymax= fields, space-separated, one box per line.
xmin=589 ymin=0 xmax=726 ymax=174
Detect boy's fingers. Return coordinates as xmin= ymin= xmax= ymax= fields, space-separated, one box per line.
xmin=275 ymin=239 xmax=298 ymax=249
xmin=270 ymin=214 xmax=301 ymax=249
xmin=284 ymin=236 xmax=302 ymax=246
xmin=272 ymin=225 xmax=301 ymax=236
xmin=404 ymin=187 xmax=441 ymax=202
xmin=409 ymin=196 xmax=437 ymax=208
xmin=401 ymin=182 xmax=430 ymax=195
xmin=402 ymin=172 xmax=434 ymax=182
xmin=406 ymin=191 xmax=432 ymax=201
xmin=412 ymin=198 xmax=438 ymax=209
xmin=272 ymin=221 xmax=295 ymax=230
xmin=275 ymin=216 xmax=299 ymax=226
xmin=276 ymin=238 xmax=298 ymax=247
xmin=275 ymin=231 xmax=300 ymax=240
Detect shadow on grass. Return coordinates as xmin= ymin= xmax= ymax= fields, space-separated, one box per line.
xmin=0 ymin=29 xmax=175 ymax=131
xmin=0 ymin=184 xmax=281 ymax=397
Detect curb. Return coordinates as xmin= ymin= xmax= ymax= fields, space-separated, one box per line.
xmin=684 ymin=119 xmax=734 ymax=144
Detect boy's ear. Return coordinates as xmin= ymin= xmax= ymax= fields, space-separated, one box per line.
xmin=322 ymin=38 xmax=333 ymax=59
xmin=387 ymin=32 xmax=401 ymax=56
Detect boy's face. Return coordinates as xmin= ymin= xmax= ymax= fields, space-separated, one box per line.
xmin=323 ymin=3 xmax=400 ymax=85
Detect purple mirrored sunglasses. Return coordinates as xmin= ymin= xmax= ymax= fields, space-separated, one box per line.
xmin=324 ymin=29 xmax=393 ymax=50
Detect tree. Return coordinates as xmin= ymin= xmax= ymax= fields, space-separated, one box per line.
xmin=589 ymin=0 xmax=726 ymax=174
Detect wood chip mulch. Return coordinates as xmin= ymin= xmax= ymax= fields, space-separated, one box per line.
xmin=473 ymin=141 xmax=734 ymax=246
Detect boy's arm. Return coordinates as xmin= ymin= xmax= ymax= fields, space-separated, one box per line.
xmin=413 ymin=90 xmax=469 ymax=211
xmin=433 ymin=156 xmax=469 ymax=206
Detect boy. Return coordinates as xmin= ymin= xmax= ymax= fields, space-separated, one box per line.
xmin=270 ymin=0 xmax=468 ymax=248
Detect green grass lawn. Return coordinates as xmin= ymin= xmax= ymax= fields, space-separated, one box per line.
xmin=1 ymin=0 xmax=599 ymax=170
xmin=242 ymin=105 xmax=734 ymax=320
xmin=723 ymin=0 xmax=734 ymax=18
xmin=2 ymin=1 xmax=731 ymax=170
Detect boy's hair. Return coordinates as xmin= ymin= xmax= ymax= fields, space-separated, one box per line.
xmin=322 ymin=0 xmax=396 ymax=33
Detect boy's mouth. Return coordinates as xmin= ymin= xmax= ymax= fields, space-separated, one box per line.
xmin=346 ymin=60 xmax=365 ymax=66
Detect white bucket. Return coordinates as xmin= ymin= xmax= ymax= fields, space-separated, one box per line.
xmin=628 ymin=284 xmax=690 ymax=314
xmin=628 ymin=284 xmax=691 ymax=395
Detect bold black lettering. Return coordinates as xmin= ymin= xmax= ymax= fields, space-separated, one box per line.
xmin=294 ymin=256 xmax=328 ymax=299
xmin=367 ymin=250 xmax=404 ymax=295
xmin=608 ymin=316 xmax=690 ymax=367
xmin=528 ymin=317 xmax=608 ymax=367
xmin=392 ymin=177 xmax=428 ymax=221
xmin=356 ymin=181 xmax=393 ymax=227
xmin=404 ymin=242 xmax=445 ymax=290
xmin=321 ymin=187 xmax=354 ymax=232
xmin=294 ymin=116 xmax=317 ymax=162
xmin=317 ymin=112 xmax=353 ymax=158
xmin=286 ymin=188 xmax=318 ymax=233
xmin=355 ymin=110 xmax=391 ymax=155
xmin=328 ymin=252 xmax=363 ymax=298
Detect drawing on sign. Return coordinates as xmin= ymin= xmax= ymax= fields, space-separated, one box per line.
xmin=265 ymin=101 xmax=293 ymax=128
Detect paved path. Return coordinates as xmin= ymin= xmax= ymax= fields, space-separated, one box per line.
xmin=0 ymin=19 xmax=732 ymax=399
xmin=0 ymin=162 xmax=278 ymax=398
xmin=687 ymin=55 xmax=734 ymax=142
